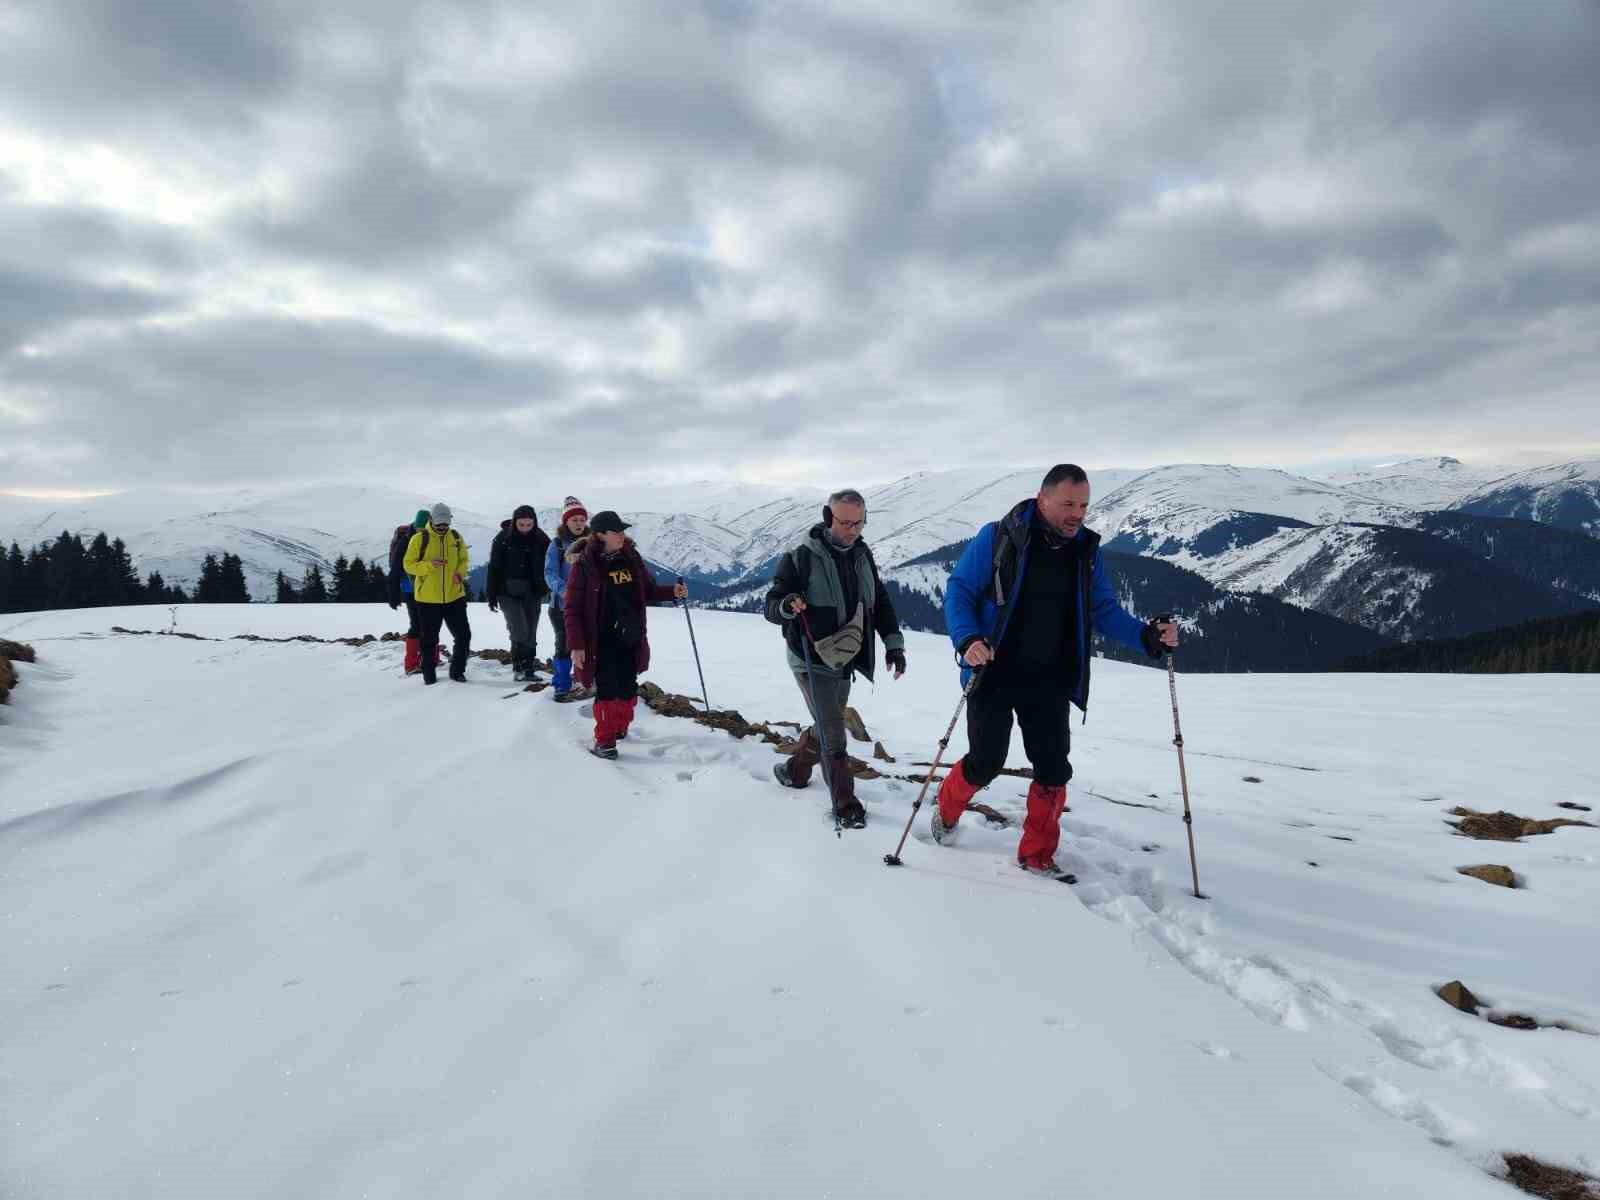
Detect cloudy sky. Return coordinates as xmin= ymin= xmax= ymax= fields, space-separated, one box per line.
xmin=2 ymin=0 xmax=1597 ymax=505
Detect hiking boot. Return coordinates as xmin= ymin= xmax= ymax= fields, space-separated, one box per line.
xmin=931 ymin=809 xmax=957 ymax=845
xmin=589 ymin=741 xmax=618 ymax=761
xmin=772 ymin=761 xmax=805 ymax=789
xmin=449 ymin=670 xmax=467 ymax=683
xmin=1018 ymin=857 xmax=1076 ymax=884
xmin=835 ymin=798 xmax=867 ymax=829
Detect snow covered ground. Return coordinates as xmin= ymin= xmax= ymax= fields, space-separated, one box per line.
xmin=3 ymin=604 xmax=1598 ymax=1199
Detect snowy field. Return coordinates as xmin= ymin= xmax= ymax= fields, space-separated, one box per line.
xmin=3 ymin=603 xmax=1598 ymax=1199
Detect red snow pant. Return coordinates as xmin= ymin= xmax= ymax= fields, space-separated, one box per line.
xmin=593 ymin=698 xmax=637 ymax=747
xmin=937 ymin=674 xmax=1073 ymax=867
xmin=403 ymin=637 xmax=447 ymax=673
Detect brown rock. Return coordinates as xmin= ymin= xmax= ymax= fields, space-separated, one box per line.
xmin=1435 ymin=980 xmax=1481 ymax=1014
xmin=1556 ymin=802 xmax=1593 ymax=812
xmin=0 ymin=655 xmax=15 ymax=705
xmin=842 ymin=706 xmax=870 ymax=743
xmin=1487 ymin=1012 xmax=1540 ymax=1032
xmin=0 ymin=639 xmax=36 ymax=663
xmin=1450 ymin=806 xmax=1595 ymax=840
xmin=1503 ymin=1153 xmax=1600 ymax=1200
xmin=872 ymin=741 xmax=894 ymax=763
xmin=1457 ymin=864 xmax=1517 ymax=888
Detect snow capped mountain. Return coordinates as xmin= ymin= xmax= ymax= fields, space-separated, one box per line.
xmin=1454 ymin=459 xmax=1600 ymax=538
xmin=1318 ymin=456 xmax=1514 ymax=509
xmin=1090 ymin=464 xmax=1411 ymax=545
xmin=0 ymin=485 xmax=503 ymax=601
xmin=5 ymin=457 xmax=1595 ymax=649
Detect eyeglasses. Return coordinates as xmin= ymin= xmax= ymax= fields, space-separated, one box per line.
xmin=432 ymin=522 xmax=451 ymax=530
xmin=835 ymin=518 xmax=866 ymax=531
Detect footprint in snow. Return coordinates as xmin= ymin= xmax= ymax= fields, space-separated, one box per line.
xmin=1196 ymin=1042 xmax=1239 ymax=1060
xmin=44 ymin=983 xmax=69 ymax=992
xmin=281 ymin=979 xmax=302 ymax=989
xmin=397 ymin=978 xmax=419 ymax=989
xmin=160 ymin=989 xmax=183 ymax=997
xmin=769 ymin=986 xmax=788 ymax=996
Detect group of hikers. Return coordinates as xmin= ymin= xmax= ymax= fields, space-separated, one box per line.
xmin=384 ymin=464 xmax=1179 ymax=879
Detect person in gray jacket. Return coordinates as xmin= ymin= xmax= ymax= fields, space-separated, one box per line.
xmin=764 ymin=488 xmax=906 ymax=828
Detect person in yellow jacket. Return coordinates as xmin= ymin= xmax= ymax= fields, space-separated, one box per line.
xmin=403 ymin=501 xmax=472 ymax=685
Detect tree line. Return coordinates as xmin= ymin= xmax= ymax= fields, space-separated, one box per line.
xmin=0 ymin=532 xmax=396 ymax=612
xmin=1 ymin=531 xmax=190 ymax=612
xmin=273 ymin=555 xmax=391 ymax=604
xmin=1336 ymin=609 xmax=1600 ymax=673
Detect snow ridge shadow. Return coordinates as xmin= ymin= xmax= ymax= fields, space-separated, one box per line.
xmin=0 ymin=755 xmax=259 ymax=845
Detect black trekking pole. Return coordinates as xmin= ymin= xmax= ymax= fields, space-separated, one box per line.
xmin=797 ymin=610 xmax=843 ymax=839
xmin=883 ymin=663 xmax=985 ymax=867
xmin=1158 ymin=613 xmax=1206 ymax=900
xmin=677 ymin=577 xmax=710 ymax=712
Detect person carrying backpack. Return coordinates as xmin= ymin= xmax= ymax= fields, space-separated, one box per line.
xmin=934 ymin=464 xmax=1178 ymax=879
xmin=403 ymin=502 xmax=472 ymax=685
xmin=387 ymin=509 xmax=430 ymax=675
xmin=763 ymin=488 xmax=906 ymax=829
xmin=563 ymin=511 xmax=687 ymax=758
xmin=544 ymin=496 xmax=589 ymax=701
xmin=487 ymin=504 xmax=552 ymax=681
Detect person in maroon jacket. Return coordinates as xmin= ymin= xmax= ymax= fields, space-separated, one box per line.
xmin=563 ymin=510 xmax=687 ymax=759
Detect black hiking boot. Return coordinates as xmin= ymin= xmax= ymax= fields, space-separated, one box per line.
xmin=589 ymin=741 xmax=618 ymax=761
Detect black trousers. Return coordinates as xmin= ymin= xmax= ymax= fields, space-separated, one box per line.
xmin=419 ymin=598 xmax=471 ymax=680
xmin=961 ymin=674 xmax=1071 ymax=788
xmin=594 ymin=639 xmax=639 ymax=701
xmin=549 ymin=602 xmax=569 ymax=659
xmin=403 ymin=595 xmax=421 ymax=639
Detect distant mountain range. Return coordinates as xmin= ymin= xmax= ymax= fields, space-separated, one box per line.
xmin=3 ymin=455 xmax=1597 ymax=668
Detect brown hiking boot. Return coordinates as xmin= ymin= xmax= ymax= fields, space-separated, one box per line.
xmin=824 ymin=755 xmax=865 ymax=828
xmin=781 ymin=728 xmax=822 ymax=787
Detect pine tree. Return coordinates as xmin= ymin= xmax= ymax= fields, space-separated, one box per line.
xmin=218 ymin=553 xmax=250 ymax=603
xmin=275 ymin=571 xmax=298 ymax=603
xmin=195 ymin=554 xmax=222 ymax=603
xmin=330 ymin=555 xmax=351 ymax=602
xmin=366 ymin=563 xmax=388 ymax=602
xmin=301 ymin=564 xmax=329 ymax=603
xmin=0 ymin=542 xmax=17 ymax=612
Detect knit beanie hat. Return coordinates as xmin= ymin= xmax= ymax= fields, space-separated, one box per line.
xmin=430 ymin=501 xmax=453 ymax=525
xmin=512 ymin=503 xmax=537 ymax=524
xmin=413 ymin=509 xmax=430 ymax=529
xmin=561 ymin=496 xmax=588 ymax=526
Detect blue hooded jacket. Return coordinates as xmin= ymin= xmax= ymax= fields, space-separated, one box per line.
xmin=945 ymin=499 xmax=1150 ymax=712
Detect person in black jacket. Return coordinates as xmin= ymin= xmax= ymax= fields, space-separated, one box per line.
xmin=763 ymin=488 xmax=906 ymax=828
xmin=386 ymin=509 xmax=431 ymax=675
xmin=487 ymin=504 xmax=552 ymax=681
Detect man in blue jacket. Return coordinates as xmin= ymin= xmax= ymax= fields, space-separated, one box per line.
xmin=935 ymin=464 xmax=1178 ymax=878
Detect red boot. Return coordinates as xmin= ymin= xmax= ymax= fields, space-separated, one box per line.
xmin=932 ymin=759 xmax=982 ymax=843
xmin=1017 ymin=781 xmax=1069 ymax=870
xmin=403 ymin=637 xmax=421 ymax=675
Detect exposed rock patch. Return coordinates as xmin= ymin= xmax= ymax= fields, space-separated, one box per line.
xmin=1448 ymin=807 xmax=1594 ymax=841
xmin=1457 ymin=864 xmax=1517 ymax=888
xmin=0 ymin=639 xmax=37 ymax=704
xmin=1502 ymin=1152 xmax=1600 ymax=1199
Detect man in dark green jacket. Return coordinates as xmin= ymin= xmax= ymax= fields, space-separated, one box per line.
xmin=764 ymin=488 xmax=906 ymax=828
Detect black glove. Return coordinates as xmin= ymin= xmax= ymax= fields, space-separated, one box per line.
xmin=781 ymin=593 xmax=804 ymax=618
xmin=886 ymin=648 xmax=907 ymax=676
xmin=956 ymin=635 xmax=986 ymax=657
xmin=1140 ymin=619 xmax=1173 ymax=658
xmin=388 ymin=601 xmax=399 ymax=611
xmin=488 ymin=596 xmax=499 ymax=613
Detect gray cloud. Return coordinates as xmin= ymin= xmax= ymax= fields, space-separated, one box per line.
xmin=3 ymin=0 xmax=1598 ymax=500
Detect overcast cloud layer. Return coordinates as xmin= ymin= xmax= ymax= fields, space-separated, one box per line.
xmin=2 ymin=0 xmax=1597 ymax=501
